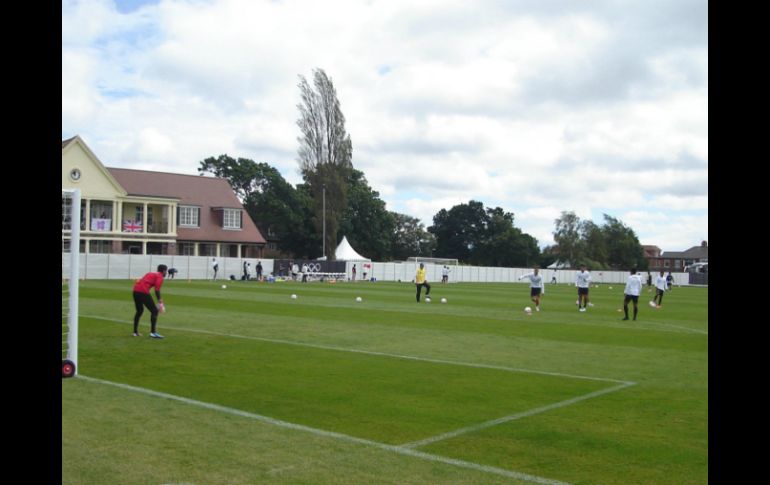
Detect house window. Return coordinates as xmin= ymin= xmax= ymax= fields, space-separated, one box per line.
xmin=178 ymin=242 xmax=196 ymax=255
xmin=663 ymin=260 xmax=670 ymax=268
xmin=179 ymin=206 xmax=200 ymax=227
xmin=674 ymin=259 xmax=681 ymax=268
xmin=223 ymin=209 xmax=242 ymax=229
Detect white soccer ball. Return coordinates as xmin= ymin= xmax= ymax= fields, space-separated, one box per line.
xmin=221 ymin=284 xmax=227 ymax=289
xmin=425 ymin=297 xmax=431 ymax=303
xmin=356 ymin=296 xmax=362 ymax=302
xmin=441 ymin=298 xmax=447 ymax=304
xmin=608 ymin=286 xmax=613 ymax=290
xmin=649 ymin=300 xmax=657 ymax=308
xmin=524 ymin=306 xmax=532 ymax=313
xmin=291 ymin=294 xmax=297 ymax=299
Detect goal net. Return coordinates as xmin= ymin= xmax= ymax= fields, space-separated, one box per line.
xmin=62 ymin=188 xmax=80 ymax=377
xmin=406 ymin=256 xmax=460 ymax=283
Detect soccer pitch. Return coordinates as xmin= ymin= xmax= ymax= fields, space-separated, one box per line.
xmin=62 ymin=280 xmax=708 ymax=484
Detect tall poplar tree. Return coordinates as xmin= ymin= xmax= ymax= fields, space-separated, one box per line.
xmin=296 ymin=68 xmax=353 ymax=259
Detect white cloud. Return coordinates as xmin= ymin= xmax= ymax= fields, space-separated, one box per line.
xmin=62 ymin=0 xmax=707 ymax=252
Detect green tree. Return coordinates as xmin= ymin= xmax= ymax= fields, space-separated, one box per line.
xmin=600 ymin=214 xmax=647 ymax=270
xmin=390 ymin=212 xmax=436 ymax=261
xmin=580 ymin=220 xmax=608 ymax=269
xmin=338 ymin=169 xmax=395 ymax=261
xmin=538 ymin=245 xmax=559 ymax=269
xmin=429 ymin=200 xmax=488 ymax=262
xmin=296 ymin=68 xmax=353 ymax=259
xmin=430 ymin=201 xmax=540 ymax=266
xmin=198 ymin=154 xmax=263 ymax=201
xmin=473 ymin=207 xmax=540 ymax=267
xmin=553 ymin=211 xmax=582 ymax=267
xmin=198 ymin=155 xmax=315 ymax=257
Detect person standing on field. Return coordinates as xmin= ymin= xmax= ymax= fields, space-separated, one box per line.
xmin=133 ymin=264 xmax=167 ymax=338
xmin=211 ymin=257 xmax=219 ymax=280
xmin=653 ymin=270 xmax=668 ymax=308
xmin=575 ymin=265 xmax=592 ymax=312
xmin=519 ymin=267 xmax=545 ymax=311
xmin=415 ymin=263 xmax=431 ymax=302
xmin=622 ymin=268 xmax=643 ymax=321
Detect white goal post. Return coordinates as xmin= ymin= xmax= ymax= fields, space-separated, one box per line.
xmin=406 ymin=256 xmax=460 ymax=283
xmin=62 ymin=188 xmax=80 ymax=377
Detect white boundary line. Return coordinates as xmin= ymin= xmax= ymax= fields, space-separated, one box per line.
xmin=400 ymin=382 xmax=634 ymax=449
xmin=647 ymin=321 xmax=708 ymax=335
xmin=76 ymin=374 xmax=572 ymax=485
xmin=83 ymin=315 xmax=634 ymax=385
xmin=79 ymin=315 xmax=639 ymax=483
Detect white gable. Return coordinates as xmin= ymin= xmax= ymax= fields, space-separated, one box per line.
xmin=62 ymin=136 xmax=127 ymax=198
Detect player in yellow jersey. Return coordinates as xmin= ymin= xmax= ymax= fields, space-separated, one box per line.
xmin=415 ymin=263 xmax=432 ymax=302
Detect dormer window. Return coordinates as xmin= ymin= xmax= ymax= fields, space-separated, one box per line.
xmin=223 ymin=209 xmax=242 ymax=229
xmin=178 ymin=206 xmax=200 ymax=227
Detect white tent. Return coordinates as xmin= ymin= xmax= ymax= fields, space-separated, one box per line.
xmin=547 ymin=260 xmax=570 ymax=269
xmin=334 ymin=236 xmax=370 ymax=261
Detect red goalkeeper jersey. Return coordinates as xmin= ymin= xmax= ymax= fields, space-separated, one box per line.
xmin=133 ymin=271 xmax=164 ymax=294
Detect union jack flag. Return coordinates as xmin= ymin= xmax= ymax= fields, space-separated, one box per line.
xmin=123 ymin=220 xmax=143 ymax=233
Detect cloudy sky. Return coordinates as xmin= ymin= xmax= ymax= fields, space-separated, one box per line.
xmin=62 ymin=0 xmax=708 ymax=251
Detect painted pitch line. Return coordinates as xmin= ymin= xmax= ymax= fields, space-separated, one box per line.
xmin=400 ymin=381 xmax=635 ymax=449
xmin=84 ymin=314 xmax=634 ymax=385
xmin=76 ymin=375 xmax=572 ymax=485
xmin=646 ymin=321 xmax=708 ymax=335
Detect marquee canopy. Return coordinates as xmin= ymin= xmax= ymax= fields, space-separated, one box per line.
xmin=335 ymin=236 xmax=370 ymax=261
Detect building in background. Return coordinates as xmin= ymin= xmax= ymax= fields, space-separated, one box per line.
xmin=62 ymin=135 xmax=266 ymax=257
xmin=645 ymin=241 xmax=708 ymax=273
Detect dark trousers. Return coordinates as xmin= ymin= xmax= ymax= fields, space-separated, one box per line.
xmin=133 ymin=291 xmax=159 ymax=333
xmin=416 ymin=282 xmax=431 ymax=302
xmin=623 ymin=294 xmax=639 ymax=320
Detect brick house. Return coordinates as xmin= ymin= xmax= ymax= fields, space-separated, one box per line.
xmin=646 ymin=241 xmax=708 ymax=273
xmin=62 ymin=135 xmax=266 ymax=257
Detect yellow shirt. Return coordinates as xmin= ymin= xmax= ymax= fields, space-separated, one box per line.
xmin=415 ymin=267 xmax=427 ymax=284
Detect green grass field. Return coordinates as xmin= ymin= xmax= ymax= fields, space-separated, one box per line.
xmin=62 ymin=279 xmax=707 ymax=484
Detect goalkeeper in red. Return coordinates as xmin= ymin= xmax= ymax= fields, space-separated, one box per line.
xmin=133 ymin=264 xmax=167 ymax=338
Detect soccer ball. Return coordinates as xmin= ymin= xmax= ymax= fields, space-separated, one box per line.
xmin=356 ymin=296 xmax=362 ymax=302
xmin=608 ymin=286 xmax=613 ymax=290
xmin=291 ymin=294 xmax=297 ymax=299
xmin=524 ymin=306 xmax=532 ymax=314
xmin=425 ymin=297 xmax=431 ymax=303
xmin=649 ymin=300 xmax=657 ymax=308
xmin=221 ymin=284 xmax=227 ymax=289
xmin=441 ymin=298 xmax=447 ymax=304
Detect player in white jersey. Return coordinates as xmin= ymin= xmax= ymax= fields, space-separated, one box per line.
xmin=575 ymin=265 xmax=592 ymax=312
xmin=622 ymin=268 xmax=644 ymax=321
xmin=653 ymin=270 xmax=667 ymax=308
xmin=519 ymin=268 xmax=545 ymax=311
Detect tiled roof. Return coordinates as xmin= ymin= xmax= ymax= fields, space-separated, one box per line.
xmin=108 ymin=168 xmax=266 ymax=244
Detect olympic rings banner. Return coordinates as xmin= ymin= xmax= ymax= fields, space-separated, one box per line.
xmin=273 ymin=259 xmax=346 ymax=277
